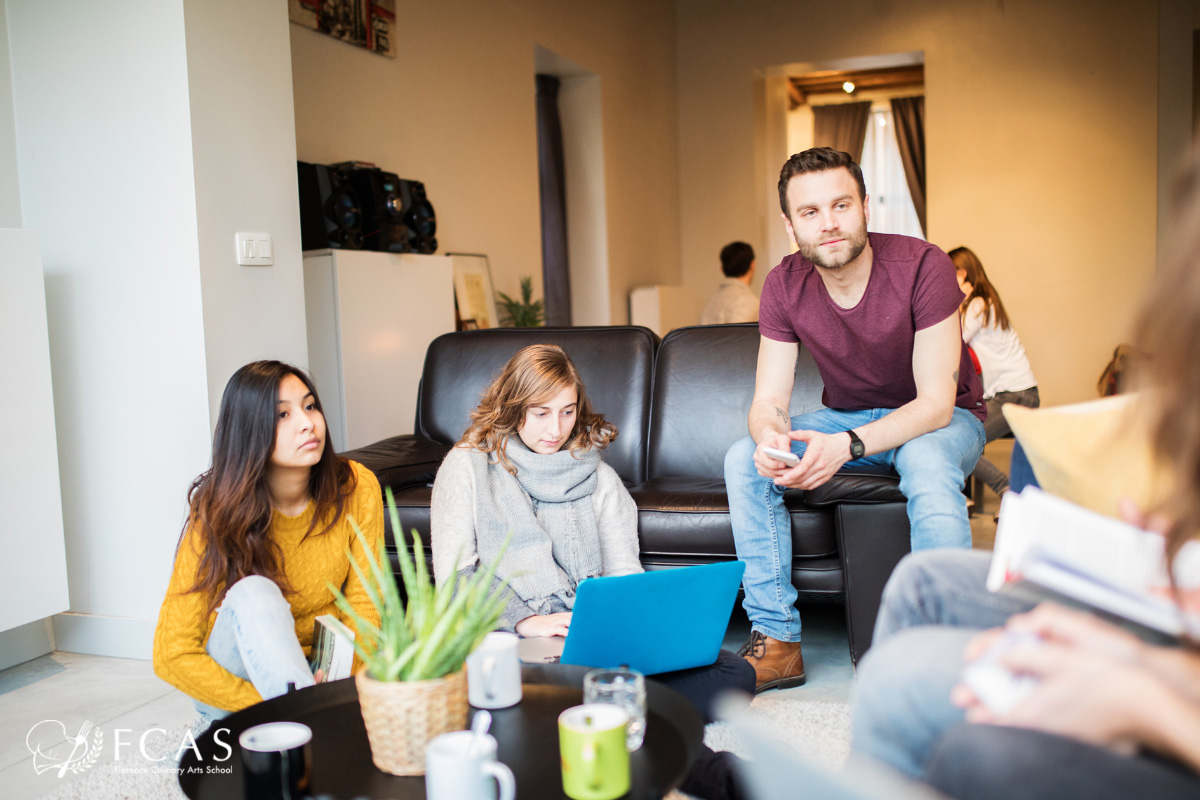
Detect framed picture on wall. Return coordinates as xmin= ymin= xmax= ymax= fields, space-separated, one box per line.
xmin=447 ymin=253 xmax=499 ymax=330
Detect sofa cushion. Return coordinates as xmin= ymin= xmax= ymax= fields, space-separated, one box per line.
xmin=631 ymin=477 xmax=838 ymax=559
xmin=417 ymin=327 xmax=658 ymax=485
xmin=646 ymin=324 xmax=826 ymax=479
xmin=341 ymin=434 xmax=449 ymax=495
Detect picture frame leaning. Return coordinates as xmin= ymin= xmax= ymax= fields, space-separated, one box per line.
xmin=447 ymin=253 xmax=499 ymax=330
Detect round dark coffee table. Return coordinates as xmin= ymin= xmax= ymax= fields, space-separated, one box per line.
xmin=179 ymin=663 xmax=704 ymax=799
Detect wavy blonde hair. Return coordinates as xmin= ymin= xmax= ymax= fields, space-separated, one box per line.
xmin=1134 ymin=149 xmax=1200 ymax=581
xmin=458 ymin=344 xmax=616 ymax=474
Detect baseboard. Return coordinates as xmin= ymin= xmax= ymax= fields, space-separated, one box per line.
xmin=0 ymin=618 xmax=55 ymax=671
xmin=51 ymin=612 xmax=154 ymax=660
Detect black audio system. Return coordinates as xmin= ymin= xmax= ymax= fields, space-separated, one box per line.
xmin=297 ymin=161 xmax=363 ymax=251
xmin=298 ymin=160 xmax=437 ymax=254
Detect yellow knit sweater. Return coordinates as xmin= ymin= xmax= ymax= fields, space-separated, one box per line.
xmin=152 ymin=461 xmax=383 ymax=712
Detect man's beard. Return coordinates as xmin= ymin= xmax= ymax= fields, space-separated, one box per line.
xmin=795 ymin=221 xmax=869 ymax=270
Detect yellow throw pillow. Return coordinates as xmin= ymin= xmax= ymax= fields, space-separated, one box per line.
xmin=1003 ymin=394 xmax=1173 ymax=520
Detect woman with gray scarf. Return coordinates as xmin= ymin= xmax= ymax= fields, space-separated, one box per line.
xmin=431 ymin=344 xmax=754 ymax=799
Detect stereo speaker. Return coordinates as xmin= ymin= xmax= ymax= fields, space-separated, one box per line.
xmin=297 ymin=161 xmax=364 ymax=250
xmin=335 ymin=163 xmax=411 ymax=252
xmin=399 ymin=179 xmax=438 ymax=254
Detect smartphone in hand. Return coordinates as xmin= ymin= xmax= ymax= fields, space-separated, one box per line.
xmin=761 ymin=446 xmax=800 ymax=467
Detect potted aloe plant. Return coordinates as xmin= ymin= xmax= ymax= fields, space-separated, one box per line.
xmin=330 ymin=487 xmax=510 ymax=776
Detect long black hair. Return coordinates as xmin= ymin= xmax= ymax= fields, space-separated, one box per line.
xmin=181 ymin=360 xmax=356 ymax=611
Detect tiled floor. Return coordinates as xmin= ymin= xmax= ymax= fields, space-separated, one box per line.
xmin=0 ymin=652 xmax=197 ymax=799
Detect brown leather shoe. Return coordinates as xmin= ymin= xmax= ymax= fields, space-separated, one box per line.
xmin=739 ymin=630 xmax=806 ymax=692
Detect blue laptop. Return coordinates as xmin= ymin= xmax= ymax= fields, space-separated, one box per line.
xmin=519 ymin=560 xmax=745 ymax=675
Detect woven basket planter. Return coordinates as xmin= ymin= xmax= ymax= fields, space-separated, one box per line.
xmin=355 ymin=668 xmax=469 ymax=776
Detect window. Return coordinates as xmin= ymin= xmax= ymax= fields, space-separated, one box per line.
xmin=859 ymin=106 xmax=923 ymax=239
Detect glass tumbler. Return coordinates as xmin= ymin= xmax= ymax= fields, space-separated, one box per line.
xmin=582 ymin=666 xmax=646 ymax=751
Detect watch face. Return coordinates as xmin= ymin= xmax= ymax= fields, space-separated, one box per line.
xmin=848 ymin=431 xmax=865 ymax=459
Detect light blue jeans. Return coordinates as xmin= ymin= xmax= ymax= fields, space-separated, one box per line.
xmin=724 ymin=406 xmax=985 ymax=641
xmin=193 ymin=575 xmax=315 ymax=725
xmin=850 ymin=549 xmax=1041 ymax=778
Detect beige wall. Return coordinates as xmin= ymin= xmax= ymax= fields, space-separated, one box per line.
xmin=677 ymin=0 xmax=1183 ymax=405
xmin=290 ymin=0 xmax=679 ymax=323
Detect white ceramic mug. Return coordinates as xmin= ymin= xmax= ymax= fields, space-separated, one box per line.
xmin=467 ymin=631 xmax=522 ymax=709
xmin=425 ymin=730 xmax=516 ymax=800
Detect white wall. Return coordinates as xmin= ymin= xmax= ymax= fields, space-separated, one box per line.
xmin=183 ymin=0 xmax=310 ymax=419
xmin=7 ymin=0 xmax=213 ymax=655
xmin=0 ymin=0 xmax=20 ymax=228
xmin=4 ymin=0 xmax=314 ymax=660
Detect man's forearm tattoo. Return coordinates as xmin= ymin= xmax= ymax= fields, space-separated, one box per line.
xmin=775 ymin=406 xmax=789 ymax=425
xmin=952 ymin=369 xmax=959 ymax=383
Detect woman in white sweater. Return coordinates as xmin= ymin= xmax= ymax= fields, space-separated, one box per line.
xmin=951 ymin=247 xmax=1039 ymax=497
xmin=430 ymin=343 xmax=753 ymax=799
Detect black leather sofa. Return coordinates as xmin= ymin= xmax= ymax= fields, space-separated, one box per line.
xmin=341 ymin=324 xmax=912 ymax=662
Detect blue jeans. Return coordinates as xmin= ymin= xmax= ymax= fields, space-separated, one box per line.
xmin=193 ymin=575 xmax=315 ymax=725
xmin=850 ymin=550 xmax=1042 ymax=778
xmin=723 ymin=406 xmax=985 ymax=641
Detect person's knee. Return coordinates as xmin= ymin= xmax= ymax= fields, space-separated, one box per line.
xmin=724 ymin=435 xmax=758 ymax=479
xmin=223 ymin=574 xmax=287 ymax=609
xmin=878 ymin=551 xmax=954 ymax=625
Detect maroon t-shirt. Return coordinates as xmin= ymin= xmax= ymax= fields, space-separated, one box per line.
xmin=759 ymin=233 xmax=985 ymax=421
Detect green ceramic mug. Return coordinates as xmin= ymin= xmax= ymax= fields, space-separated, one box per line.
xmin=558 ymin=704 xmax=631 ymax=800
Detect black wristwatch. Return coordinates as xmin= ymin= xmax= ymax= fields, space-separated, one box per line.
xmin=847 ymin=429 xmax=865 ymax=460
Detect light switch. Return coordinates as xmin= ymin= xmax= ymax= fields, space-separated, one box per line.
xmin=235 ymin=232 xmax=273 ymax=266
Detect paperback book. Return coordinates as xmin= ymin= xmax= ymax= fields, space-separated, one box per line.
xmin=309 ymin=614 xmax=356 ymax=681
xmin=987 ymin=487 xmax=1200 ymax=638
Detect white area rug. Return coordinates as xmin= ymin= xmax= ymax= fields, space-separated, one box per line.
xmin=38 ymin=699 xmax=851 ymax=799
xmin=705 ymin=696 xmax=851 ymax=768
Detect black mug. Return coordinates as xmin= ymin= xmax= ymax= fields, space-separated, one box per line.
xmin=238 ymin=722 xmax=312 ymax=800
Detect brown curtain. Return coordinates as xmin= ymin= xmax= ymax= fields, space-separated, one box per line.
xmin=536 ymin=74 xmax=571 ymax=325
xmin=890 ymin=95 xmax=926 ymax=235
xmin=812 ymin=101 xmax=871 ymax=161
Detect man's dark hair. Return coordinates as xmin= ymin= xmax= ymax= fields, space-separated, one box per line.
xmin=777 ymin=147 xmax=867 ymax=217
xmin=719 ymin=241 xmax=755 ymax=278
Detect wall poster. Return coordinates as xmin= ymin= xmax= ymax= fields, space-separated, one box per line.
xmin=288 ymin=0 xmax=396 ymax=58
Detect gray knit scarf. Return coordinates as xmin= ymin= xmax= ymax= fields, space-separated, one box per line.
xmin=470 ymin=438 xmax=603 ymax=613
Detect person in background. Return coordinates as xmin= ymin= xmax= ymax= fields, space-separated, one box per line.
xmin=700 ymin=241 xmax=760 ymax=324
xmin=951 ymin=246 xmax=1039 ymax=500
xmin=153 ymin=361 xmax=382 ymax=726
xmin=850 ymin=146 xmax=1200 ymax=800
xmin=1097 ymin=343 xmax=1134 ymax=397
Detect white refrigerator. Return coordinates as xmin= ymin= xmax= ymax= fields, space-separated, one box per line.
xmin=303 ymin=249 xmax=456 ymax=451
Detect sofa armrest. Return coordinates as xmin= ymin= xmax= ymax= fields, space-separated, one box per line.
xmin=835 ymin=502 xmax=912 ymax=665
xmin=340 ymin=434 xmax=451 ymax=494
xmin=803 ymin=471 xmax=905 ymax=506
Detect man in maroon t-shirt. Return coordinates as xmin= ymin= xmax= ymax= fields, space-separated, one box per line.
xmin=726 ymin=148 xmax=986 ymax=692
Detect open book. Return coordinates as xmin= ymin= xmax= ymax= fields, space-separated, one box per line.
xmin=308 ymin=614 xmax=356 ymax=681
xmin=987 ymin=487 xmax=1200 ymax=638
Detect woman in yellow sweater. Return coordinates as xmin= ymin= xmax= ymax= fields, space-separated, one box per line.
xmin=153 ymin=361 xmax=382 ymax=723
